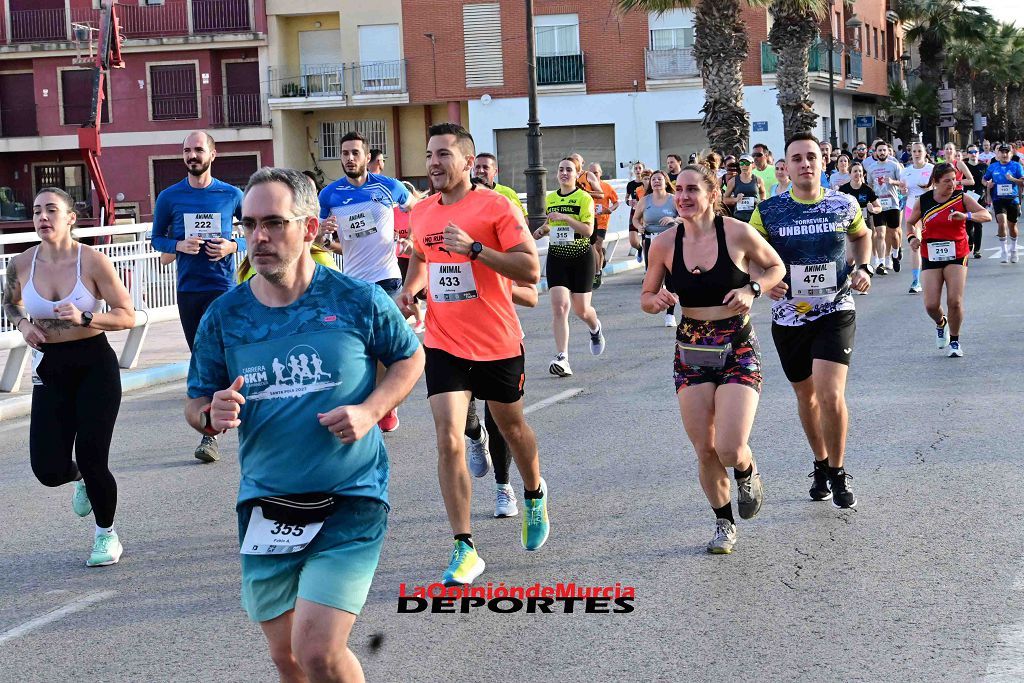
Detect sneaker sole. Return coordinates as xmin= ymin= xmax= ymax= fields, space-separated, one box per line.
xmin=87 ymin=547 xmax=123 ymax=568
xmin=549 ymin=364 xmax=572 ymax=377
xmin=707 ymin=545 xmax=734 ymax=555
xmin=737 ymin=479 xmax=764 ymax=520
xmin=590 ymin=343 xmax=605 ymax=356
xmin=495 ymin=508 xmax=519 ymax=518
xmin=194 ymin=450 xmax=219 ymax=463
xmin=442 ymin=557 xmax=485 ymax=586
xmin=832 ymin=498 xmax=858 ymax=509
xmin=810 ymin=491 xmax=833 ymax=501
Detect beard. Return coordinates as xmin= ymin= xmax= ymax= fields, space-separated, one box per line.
xmin=344 ymin=161 xmax=367 ymax=179
xmin=187 ymin=160 xmax=211 ymax=177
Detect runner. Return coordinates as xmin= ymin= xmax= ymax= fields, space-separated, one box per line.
xmin=752 ymin=133 xmax=873 ymax=509
xmin=838 ymin=163 xmax=883 ymax=282
xmin=906 ymin=163 xmax=991 ymax=357
xmin=633 ymin=170 xmax=681 ymax=327
xmin=640 ymin=164 xmax=784 ymax=554
xmin=772 ymin=159 xmax=791 ymax=197
xmin=318 ymin=130 xmax=418 ymax=431
xmin=829 ymin=154 xmax=852 ymax=190
xmin=368 ymin=148 xmax=386 ymax=174
xmin=186 ymin=167 xmax=423 ymax=681
xmin=395 ymin=181 xmax=427 ymax=333
xmin=751 ymin=145 xmax=777 ymax=196
xmin=535 ymin=156 xmax=606 ymax=375
xmin=666 ymin=154 xmax=683 ymax=184
xmin=151 ymin=130 xmax=244 ymax=463
xmin=724 ymin=155 xmax=767 ymax=224
xmin=942 ymin=143 xmax=976 ymax=191
xmin=963 ymin=144 xmax=989 ymax=258
xmin=983 ymin=143 xmax=1024 ymax=263
xmin=628 ymin=169 xmax=652 ymax=261
xmin=4 ymin=188 xmax=136 ymax=566
xmin=867 ymin=141 xmax=904 ymax=275
xmin=398 ymin=122 xmax=550 ymax=585
xmin=473 ymin=153 xmax=525 ymax=216
xmin=979 ymin=140 xmax=996 ymax=164
xmin=853 ymin=142 xmax=870 ymax=166
xmin=900 ymin=142 xmax=935 ymax=292
xmin=589 ymin=162 xmax=620 ymax=289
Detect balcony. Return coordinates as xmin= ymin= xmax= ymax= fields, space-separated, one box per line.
xmin=846 ymin=49 xmax=863 ymax=85
xmin=645 ymin=47 xmax=699 ymax=84
xmin=268 ymin=64 xmax=346 ymax=98
xmin=537 ymin=54 xmax=585 ymax=88
xmin=207 ymin=94 xmax=267 ymax=128
xmin=351 ymin=61 xmax=407 ymax=96
xmin=887 ymin=61 xmax=904 ymax=86
xmin=10 ymin=7 xmax=67 ymax=43
xmin=192 ymin=0 xmax=251 ymax=34
xmin=808 ymin=42 xmax=843 ymax=76
xmin=267 ymin=61 xmax=408 ymax=110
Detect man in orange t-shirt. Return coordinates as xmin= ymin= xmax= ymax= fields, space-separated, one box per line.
xmin=398 ymin=123 xmax=551 ymax=587
xmin=588 ymin=162 xmax=619 ymax=285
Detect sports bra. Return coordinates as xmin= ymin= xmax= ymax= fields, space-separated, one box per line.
xmin=670 ymin=215 xmax=751 ymax=308
xmin=22 ymin=244 xmax=102 ymax=319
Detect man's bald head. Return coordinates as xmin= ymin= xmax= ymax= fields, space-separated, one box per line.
xmin=588 ymin=162 xmax=602 ymax=176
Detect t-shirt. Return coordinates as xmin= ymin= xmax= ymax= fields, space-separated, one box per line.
xmin=979 ymin=151 xmax=996 ymax=164
xmin=752 ymin=165 xmax=777 ymax=196
xmin=838 ymin=182 xmax=877 ymax=208
xmin=593 ymin=181 xmax=619 ymax=230
xmin=410 ymin=187 xmax=528 ymax=361
xmin=151 ymin=178 xmax=244 ymax=293
xmin=318 ymin=173 xmax=412 ymax=283
xmin=984 ymin=161 xmax=1024 ymax=204
xmin=493 ymin=183 xmax=525 ymax=217
xmin=186 ymin=266 xmax=420 ymax=508
xmin=901 ymin=163 xmax=935 ymax=211
xmin=394 ymin=208 xmax=411 ymax=260
xmin=829 ymin=172 xmax=852 ymax=189
xmin=751 ymin=188 xmax=866 ymax=327
xmin=545 ymin=188 xmax=594 ymax=259
xmin=868 ymin=158 xmax=903 ymax=205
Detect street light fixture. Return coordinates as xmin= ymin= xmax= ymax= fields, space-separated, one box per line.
xmin=827 ymin=10 xmax=864 ymax=149
xmin=524 ymin=0 xmax=546 ymax=230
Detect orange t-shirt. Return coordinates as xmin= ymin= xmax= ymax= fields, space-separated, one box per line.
xmin=593 ymin=180 xmax=619 ymax=230
xmin=411 ymin=187 xmax=528 ymax=361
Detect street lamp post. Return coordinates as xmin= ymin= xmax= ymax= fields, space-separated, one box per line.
xmin=826 ymin=9 xmax=862 ymax=149
xmin=524 ymin=0 xmax=546 ymax=231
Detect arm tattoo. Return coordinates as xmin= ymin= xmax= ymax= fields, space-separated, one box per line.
xmin=3 ymin=260 xmax=27 ymax=327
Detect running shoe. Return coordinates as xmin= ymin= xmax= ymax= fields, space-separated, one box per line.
xmin=549 ymin=354 xmax=573 ymax=377
xmin=908 ymin=281 xmax=922 ymax=294
xmin=936 ymin=318 xmax=950 ymax=349
xmin=378 ymin=408 xmax=400 ymax=433
xmin=467 ymin=425 xmax=492 ymax=478
xmin=735 ymin=460 xmax=764 ymax=520
xmin=948 ymin=340 xmax=964 ymax=358
xmin=592 ymin=270 xmax=603 ymax=289
xmin=590 ymin=325 xmax=606 ymax=356
xmin=521 ymin=478 xmax=549 ymax=551
xmin=86 ymin=531 xmax=123 ymax=567
xmin=636 ymin=249 xmax=643 ymax=263
xmin=808 ymin=461 xmax=832 ymax=501
xmin=664 ymin=313 xmax=677 ymax=327
xmin=706 ymin=518 xmax=737 ymax=554
xmin=1012 ymin=249 xmax=1020 ymax=264
xmin=973 ymin=249 xmax=982 ymax=259
xmin=1001 ymin=250 xmax=1009 ymax=264
xmin=413 ymin=320 xmax=426 ymax=334
xmin=442 ymin=540 xmax=485 ymax=586
xmin=71 ymin=479 xmax=92 ymax=517
xmin=892 ymin=248 xmax=902 ymax=272
xmin=829 ymin=468 xmax=857 ymax=509
xmin=494 ymin=483 xmax=518 ymax=518
xmin=194 ymin=435 xmax=219 ymax=463
xmin=876 ymin=264 xmax=887 ymax=275
xmin=856 ymin=289 xmax=868 ymax=296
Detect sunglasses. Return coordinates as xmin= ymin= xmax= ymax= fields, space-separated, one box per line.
xmin=739 ymin=161 xmax=752 ymax=166
xmin=751 ymin=152 xmax=764 ymax=158
xmin=968 ymin=149 xmax=979 ymax=153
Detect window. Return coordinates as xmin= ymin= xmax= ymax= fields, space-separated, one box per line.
xmin=534 ymin=14 xmax=580 ymax=57
xmin=495 ymin=124 xmax=614 ymax=194
xmin=463 ymin=4 xmax=504 ymax=88
xmin=34 ymin=164 xmax=88 ymax=204
xmin=356 ymin=25 xmax=403 ymax=92
xmin=149 ymin=63 xmax=198 ymax=121
xmin=874 ymin=28 xmax=879 ymax=59
xmin=320 ymin=119 xmax=387 ymax=160
xmin=0 ymin=73 xmax=37 ymax=137
xmin=864 ymin=24 xmax=871 ymax=57
xmin=649 ymin=9 xmax=694 ymax=50
xmin=60 ymin=69 xmax=110 ymax=126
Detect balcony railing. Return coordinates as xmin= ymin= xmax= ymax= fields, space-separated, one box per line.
xmin=62 ymin=1 xmax=248 ymax=42
xmin=207 ymin=94 xmax=265 ymax=128
xmin=268 ymin=61 xmax=408 ymax=99
xmin=118 ymin=2 xmax=189 ymax=38
xmin=351 ymin=60 xmax=407 ymax=95
xmin=537 ymin=54 xmax=585 ymax=86
xmin=645 ymin=47 xmax=699 ymax=80
xmin=10 ymin=7 xmax=67 ymax=43
xmin=762 ymin=42 xmax=842 ymax=76
xmin=761 ymin=42 xmax=778 ymax=74
xmin=193 ymin=0 xmax=251 ymax=34
xmin=846 ymin=49 xmax=863 ymax=80
xmin=887 ymin=61 xmax=903 ymax=85
xmin=152 ymin=94 xmax=199 ymax=121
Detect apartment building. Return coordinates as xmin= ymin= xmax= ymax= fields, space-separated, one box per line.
xmin=0 ymin=0 xmax=272 ymax=225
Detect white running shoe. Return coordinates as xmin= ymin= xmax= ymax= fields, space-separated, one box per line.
xmin=948 ymin=340 xmax=964 ymax=358
xmin=664 ymin=312 xmax=676 ymax=327
xmin=589 ymin=324 xmax=606 ymax=356
xmin=1002 ymin=249 xmax=1010 ymax=263
xmin=935 ymin=318 xmax=950 ymax=349
xmin=549 ymin=354 xmax=573 ymax=377
xmin=467 ymin=426 xmax=492 ymax=478
xmin=1012 ymin=249 xmax=1020 ymax=264
xmin=494 ymin=483 xmax=519 ymax=518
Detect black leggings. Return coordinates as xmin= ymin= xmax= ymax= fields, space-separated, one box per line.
xmin=643 ymin=235 xmax=676 ymax=315
xmin=465 ymin=399 xmax=511 ymax=485
xmin=178 ymin=289 xmax=225 ymax=351
xmin=30 ymin=334 xmax=122 ymax=528
xmin=967 ymin=221 xmax=983 ymax=253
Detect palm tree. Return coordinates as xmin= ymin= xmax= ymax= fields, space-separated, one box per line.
xmin=766 ymin=0 xmax=830 ymax=140
xmin=618 ymin=0 xmax=758 ymax=155
xmin=887 ymin=79 xmax=939 ymax=144
xmin=945 ymin=39 xmax=980 ymax=145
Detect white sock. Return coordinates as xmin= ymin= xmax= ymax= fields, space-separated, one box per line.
xmin=1000 ymin=237 xmax=1008 ymax=253
xmin=1012 ymin=238 xmax=1019 ymax=250
xmin=589 ymin=321 xmax=601 ymax=335
xmin=891 ymin=247 xmax=899 ymax=258
xmin=95 ymin=526 xmax=114 ymax=537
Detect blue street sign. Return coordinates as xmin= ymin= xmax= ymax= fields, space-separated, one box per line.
xmin=752 ymin=121 xmax=768 ymax=132
xmin=855 ymin=115 xmax=875 ymax=128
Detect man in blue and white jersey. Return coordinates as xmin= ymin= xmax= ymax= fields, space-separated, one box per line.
xmin=186 ymin=167 xmax=423 ymax=683
xmin=151 ymin=130 xmax=244 ymax=463
xmin=865 ymin=141 xmax=904 ymax=273
xmin=751 ymin=132 xmax=873 ymax=510
xmin=983 ymin=143 xmax=1024 ymax=263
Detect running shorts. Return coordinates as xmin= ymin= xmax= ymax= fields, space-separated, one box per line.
xmin=238 ymin=496 xmax=387 ymax=622
xmin=771 ymin=310 xmax=856 ymax=383
xmin=922 ymin=254 xmax=969 ymax=269
xmin=590 ymin=228 xmax=607 ymax=245
xmin=878 ymin=209 xmax=901 ymax=229
xmin=375 ymin=277 xmax=402 ymax=299
xmin=992 ymin=199 xmax=1020 ymax=224
xmin=674 ymin=315 xmax=762 ymax=393
xmin=545 ymin=251 xmax=596 ymax=293
xmin=424 ymin=345 xmax=525 ymax=403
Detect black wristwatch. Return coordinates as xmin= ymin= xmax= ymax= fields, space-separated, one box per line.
xmin=857 ymin=263 xmax=875 ymax=278
xmin=199 ymin=405 xmax=219 ymax=436
xmin=748 ymin=281 xmax=762 ymax=298
xmin=469 ymin=241 xmax=483 ymax=261
xmin=81 ymin=311 xmax=94 ymax=327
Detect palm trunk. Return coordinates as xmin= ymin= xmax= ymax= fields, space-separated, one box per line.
xmin=974 ymin=78 xmax=996 ymax=142
xmin=693 ymin=0 xmax=749 ymax=156
xmin=916 ymin=35 xmax=944 ymax=146
xmin=1007 ymin=86 xmax=1023 ymax=140
xmin=768 ymin=1 xmax=820 ymax=140
xmin=953 ymin=64 xmax=974 ymax=145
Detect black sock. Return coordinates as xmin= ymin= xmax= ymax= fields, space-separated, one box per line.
xmin=950 ymin=335 xmax=959 ymax=343
xmin=827 ymin=465 xmax=845 ymax=479
xmin=713 ymin=502 xmax=735 ymax=524
xmin=465 ymin=400 xmax=482 ymax=441
xmin=814 ymin=458 xmax=828 ymax=470
xmin=454 ymin=533 xmax=473 ymax=548
xmin=524 ymin=485 xmax=544 ymax=500
xmin=733 ymin=463 xmax=753 ymax=481
xmin=937 ymin=316 xmax=947 ymax=328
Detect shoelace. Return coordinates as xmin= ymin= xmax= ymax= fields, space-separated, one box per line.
xmin=94 ymin=535 xmax=115 ymax=554
xmin=526 ymin=501 xmax=545 ymax=526
xmin=496 ymin=489 xmax=512 ymax=506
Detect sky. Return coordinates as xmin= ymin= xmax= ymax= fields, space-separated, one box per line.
xmin=978 ymin=0 xmax=1021 ymax=25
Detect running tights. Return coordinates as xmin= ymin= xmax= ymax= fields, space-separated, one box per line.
xmin=30 ymin=334 xmax=121 ymax=528
xmin=967 ymin=221 xmax=983 ymax=253
xmin=465 ymin=399 xmax=511 ymax=485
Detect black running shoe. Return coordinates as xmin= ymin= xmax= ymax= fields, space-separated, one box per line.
xmin=829 ymin=468 xmax=857 ymax=509
xmin=892 ymin=248 xmax=902 ymax=272
xmin=808 ymin=461 xmax=831 ymax=501
xmin=592 ymin=270 xmax=603 ymax=289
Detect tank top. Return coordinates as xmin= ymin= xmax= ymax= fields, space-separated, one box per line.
xmin=642 ymin=195 xmax=678 ymax=236
xmin=919 ymin=190 xmax=969 ymax=259
xmin=22 ymin=244 xmax=102 ymax=319
xmin=670 ymin=216 xmax=751 ymax=308
xmin=730 ymin=176 xmax=759 ymax=221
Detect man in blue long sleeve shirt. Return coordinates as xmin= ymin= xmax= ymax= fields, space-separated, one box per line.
xmin=151 ymin=130 xmax=244 ymax=463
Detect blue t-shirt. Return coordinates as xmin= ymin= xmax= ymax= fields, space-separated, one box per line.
xmin=151 ymin=178 xmax=245 ymax=293
xmin=983 ymin=161 xmax=1024 ymax=204
xmin=186 ymin=266 xmax=421 ymax=508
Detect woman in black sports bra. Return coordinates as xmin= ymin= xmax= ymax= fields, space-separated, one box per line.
xmin=640 ymin=163 xmax=784 ymax=556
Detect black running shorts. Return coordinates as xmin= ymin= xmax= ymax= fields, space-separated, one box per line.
xmin=771 ymin=310 xmax=856 ymax=383
xmin=546 ymin=251 xmax=595 ymax=293
xmin=424 ymin=346 xmax=525 ymax=403
xmin=993 ymin=199 xmax=1020 ymax=224
xmin=878 ymin=209 xmax=901 ymax=229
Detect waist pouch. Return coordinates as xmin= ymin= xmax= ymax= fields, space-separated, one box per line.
xmin=676 ymin=324 xmax=752 ymax=368
xmin=253 ymin=493 xmax=338 ymax=525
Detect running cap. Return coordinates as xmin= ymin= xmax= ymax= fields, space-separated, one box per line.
xmin=998 ymin=143 xmax=1012 ymax=151
xmin=739 ymin=154 xmax=754 ymax=163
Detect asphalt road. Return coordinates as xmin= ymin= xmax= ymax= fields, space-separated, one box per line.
xmin=0 ymin=232 xmax=1021 ymax=683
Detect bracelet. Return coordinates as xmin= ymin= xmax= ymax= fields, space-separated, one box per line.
xmin=966 ymin=211 xmax=972 ymax=222
xmin=15 ymin=317 xmax=27 ymax=331
xmin=909 ymin=234 xmax=919 ymax=242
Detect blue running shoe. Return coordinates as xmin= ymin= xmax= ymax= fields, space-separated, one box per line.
xmin=521 ymin=478 xmax=550 ymax=551
xmin=72 ymin=480 xmax=92 ymax=517
xmin=442 ymin=540 xmax=485 ymax=586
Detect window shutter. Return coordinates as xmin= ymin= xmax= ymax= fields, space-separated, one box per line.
xmin=463 ymin=4 xmax=503 ymax=88
xmin=151 ymin=64 xmax=198 ymax=120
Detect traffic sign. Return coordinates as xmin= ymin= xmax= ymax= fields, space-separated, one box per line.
xmin=939 ymin=88 xmax=955 ymax=103
xmin=752 ymin=121 xmax=768 ymax=132
xmin=940 ymin=101 xmax=954 ymax=115
xmin=939 ymin=115 xmax=956 ymax=128
xmin=855 ymin=115 xmax=875 ymax=128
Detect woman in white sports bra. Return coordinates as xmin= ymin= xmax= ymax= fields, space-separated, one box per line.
xmin=3 ymin=187 xmax=134 ymax=568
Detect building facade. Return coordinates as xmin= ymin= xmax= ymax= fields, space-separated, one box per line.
xmin=0 ymin=0 xmax=272 ymax=225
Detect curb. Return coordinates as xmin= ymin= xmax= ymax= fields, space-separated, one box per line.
xmin=0 ymin=361 xmax=189 ymax=423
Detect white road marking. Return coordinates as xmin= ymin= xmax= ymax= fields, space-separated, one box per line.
xmin=984 ymin=573 xmax=1024 ymax=680
xmin=523 ymin=388 xmax=583 ymax=414
xmin=124 ymin=381 xmax=186 ymax=402
xmin=0 ymin=591 xmax=116 ymax=646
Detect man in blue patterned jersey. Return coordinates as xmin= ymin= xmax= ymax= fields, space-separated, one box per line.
xmin=750 ymin=132 xmax=873 ymax=510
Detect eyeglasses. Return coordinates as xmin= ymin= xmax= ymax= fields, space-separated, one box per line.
xmin=968 ymin=149 xmax=979 ymax=153
xmin=855 ymin=147 xmax=867 ymax=152
xmin=751 ymin=152 xmax=764 ymax=158
xmin=235 ymin=215 xmax=310 ymax=234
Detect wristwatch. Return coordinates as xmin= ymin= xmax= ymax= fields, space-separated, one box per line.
xmin=748 ymin=281 xmax=762 ymax=298
xmin=199 ymin=404 xmax=219 ymax=436
xmin=469 ymin=242 xmax=483 ymax=261
xmin=857 ymin=263 xmax=875 ymax=278
xmin=81 ymin=311 xmax=94 ymax=327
